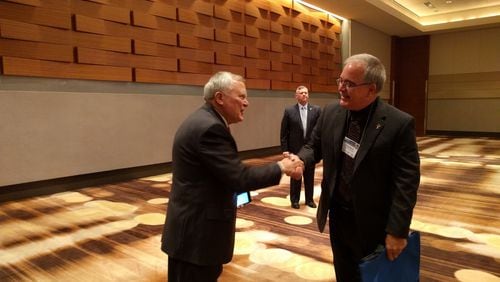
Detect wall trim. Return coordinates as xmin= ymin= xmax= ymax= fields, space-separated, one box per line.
xmin=0 ymin=146 xmax=282 ymax=203
xmin=426 ymin=130 xmax=500 ymax=138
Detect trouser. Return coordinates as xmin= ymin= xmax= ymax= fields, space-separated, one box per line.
xmin=168 ymin=257 xmax=223 ymax=282
xmin=289 ymin=164 xmax=315 ymax=203
xmin=329 ymin=204 xmax=363 ymax=282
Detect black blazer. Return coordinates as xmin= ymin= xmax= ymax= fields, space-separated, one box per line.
xmin=280 ymin=104 xmax=321 ymax=154
xmin=161 ymin=104 xmax=282 ymax=265
xmin=298 ymin=98 xmax=420 ymax=251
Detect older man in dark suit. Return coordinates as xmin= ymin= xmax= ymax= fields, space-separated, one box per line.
xmin=161 ymin=71 xmax=303 ymax=282
xmin=280 ymin=85 xmax=321 ymax=209
xmin=298 ymin=54 xmax=420 ymax=281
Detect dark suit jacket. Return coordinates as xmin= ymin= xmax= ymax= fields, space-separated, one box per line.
xmin=280 ymin=104 xmax=321 ymax=154
xmin=298 ymin=98 xmax=420 ymax=251
xmin=161 ymin=104 xmax=282 ymax=266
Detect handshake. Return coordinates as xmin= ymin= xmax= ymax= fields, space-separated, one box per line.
xmin=278 ymin=152 xmax=304 ymax=180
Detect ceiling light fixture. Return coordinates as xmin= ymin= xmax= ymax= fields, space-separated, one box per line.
xmin=294 ymin=0 xmax=346 ymax=21
xmin=423 ymin=1 xmax=435 ymax=9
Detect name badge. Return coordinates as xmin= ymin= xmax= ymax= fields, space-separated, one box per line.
xmin=342 ymin=136 xmax=360 ymax=159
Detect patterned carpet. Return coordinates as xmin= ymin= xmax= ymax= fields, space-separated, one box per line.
xmin=0 ymin=137 xmax=499 ymax=281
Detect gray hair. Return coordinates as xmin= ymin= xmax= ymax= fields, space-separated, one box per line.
xmin=203 ymin=71 xmax=245 ymax=101
xmin=344 ymin=53 xmax=386 ymax=93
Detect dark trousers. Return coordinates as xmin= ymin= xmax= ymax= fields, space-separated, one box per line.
xmin=168 ymin=257 xmax=222 ymax=282
xmin=289 ymin=164 xmax=315 ymax=203
xmin=329 ymin=205 xmax=364 ymax=282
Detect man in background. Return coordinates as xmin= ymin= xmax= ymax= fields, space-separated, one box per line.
xmin=162 ymin=71 xmax=303 ymax=282
xmin=298 ymin=54 xmax=420 ymax=281
xmin=280 ymin=85 xmax=321 ymax=209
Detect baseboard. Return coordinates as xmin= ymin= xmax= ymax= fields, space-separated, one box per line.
xmin=0 ymin=163 xmax=172 ymax=203
xmin=238 ymin=146 xmax=282 ymax=159
xmin=0 ymin=146 xmax=282 ymax=203
xmin=426 ymin=130 xmax=500 ymax=138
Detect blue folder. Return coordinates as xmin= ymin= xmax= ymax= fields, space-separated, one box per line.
xmin=359 ymin=231 xmax=420 ymax=282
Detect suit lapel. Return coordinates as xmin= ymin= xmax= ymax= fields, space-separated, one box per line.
xmin=327 ymin=106 xmax=347 ymax=199
xmin=333 ymin=107 xmax=347 ymax=170
xmin=353 ymin=100 xmax=386 ymax=171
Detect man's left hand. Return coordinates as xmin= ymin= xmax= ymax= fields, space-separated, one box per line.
xmin=385 ymin=233 xmax=407 ymax=261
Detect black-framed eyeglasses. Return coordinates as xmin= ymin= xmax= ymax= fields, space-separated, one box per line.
xmin=336 ymin=78 xmax=372 ymax=90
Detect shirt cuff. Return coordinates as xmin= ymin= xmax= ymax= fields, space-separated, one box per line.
xmin=277 ymin=161 xmax=285 ymax=173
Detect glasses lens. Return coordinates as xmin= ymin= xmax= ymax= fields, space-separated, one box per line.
xmin=337 ymin=78 xmax=352 ymax=88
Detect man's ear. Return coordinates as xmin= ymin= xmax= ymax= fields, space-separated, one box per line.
xmin=368 ymin=84 xmax=377 ymax=97
xmin=214 ymin=91 xmax=224 ymax=105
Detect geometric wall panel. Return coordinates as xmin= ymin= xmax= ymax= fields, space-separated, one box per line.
xmin=0 ymin=0 xmax=342 ymax=93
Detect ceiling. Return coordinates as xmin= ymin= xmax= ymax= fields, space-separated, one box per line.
xmin=303 ymin=0 xmax=500 ymax=37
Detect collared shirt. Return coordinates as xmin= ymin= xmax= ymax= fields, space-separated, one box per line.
xmin=212 ymin=105 xmax=229 ymax=128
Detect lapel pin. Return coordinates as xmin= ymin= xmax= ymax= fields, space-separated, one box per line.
xmin=376 ymin=123 xmax=382 ymax=129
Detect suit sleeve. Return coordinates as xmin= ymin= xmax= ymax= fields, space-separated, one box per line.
xmin=298 ymin=107 xmax=323 ymax=166
xmin=199 ymin=124 xmax=282 ymax=193
xmin=385 ymin=117 xmax=421 ymax=238
xmin=280 ymin=109 xmax=289 ymax=152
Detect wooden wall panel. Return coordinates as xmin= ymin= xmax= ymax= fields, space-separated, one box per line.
xmin=179 ymin=59 xmax=213 ymax=74
xmin=0 ymin=38 xmax=73 ymax=62
xmin=216 ymin=53 xmax=244 ymax=66
xmin=2 ymin=56 xmax=131 ymax=81
xmin=0 ymin=0 xmax=342 ymax=91
xmin=4 ymin=0 xmax=41 ymax=6
xmin=135 ymin=69 xmax=176 ymax=84
xmin=245 ymin=78 xmax=271 ymax=89
xmin=0 ymin=1 xmax=71 ymax=29
xmin=131 ymin=11 xmax=158 ymax=29
xmin=73 ymin=32 xmax=131 ymax=53
xmin=76 ymin=47 xmax=177 ymax=71
xmin=129 ymin=1 xmax=176 ymax=20
xmin=213 ymin=42 xmax=245 ymax=57
xmin=130 ymin=26 xmax=177 ymax=45
xmin=176 ymin=73 xmax=212 ymax=86
xmin=177 ymin=0 xmax=213 ymax=17
xmin=72 ymin=0 xmax=130 ymax=24
xmin=135 ymin=69 xmax=210 ymax=86
xmin=0 ymin=19 xmax=71 ymax=44
xmin=133 ymin=40 xmax=176 ymax=57
xmin=177 ymin=22 xmax=214 ymax=41
xmin=176 ymin=48 xmax=214 ymax=64
xmin=213 ymin=65 xmax=245 ymax=75
xmin=74 ymin=14 xmax=129 ymax=36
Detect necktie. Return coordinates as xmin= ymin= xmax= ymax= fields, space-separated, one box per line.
xmin=342 ymin=118 xmax=361 ymax=181
xmin=300 ymin=106 xmax=307 ymax=137
xmin=337 ymin=117 xmax=362 ymax=204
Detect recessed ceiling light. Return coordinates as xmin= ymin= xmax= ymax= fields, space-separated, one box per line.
xmin=445 ymin=0 xmax=452 ymax=4
xmin=424 ymin=1 xmax=435 ymax=9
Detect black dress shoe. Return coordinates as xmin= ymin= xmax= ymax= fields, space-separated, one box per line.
xmin=306 ymin=201 xmax=317 ymax=208
xmin=291 ymin=202 xmax=300 ymax=209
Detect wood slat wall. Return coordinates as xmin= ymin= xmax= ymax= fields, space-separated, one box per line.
xmin=0 ymin=0 xmax=342 ymax=92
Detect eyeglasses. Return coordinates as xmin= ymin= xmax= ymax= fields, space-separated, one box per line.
xmin=336 ymin=78 xmax=372 ymax=90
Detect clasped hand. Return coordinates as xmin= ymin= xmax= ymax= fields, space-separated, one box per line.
xmin=279 ymin=153 xmax=304 ymax=180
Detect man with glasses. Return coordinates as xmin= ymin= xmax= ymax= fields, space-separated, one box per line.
xmin=297 ymin=54 xmax=420 ymax=281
